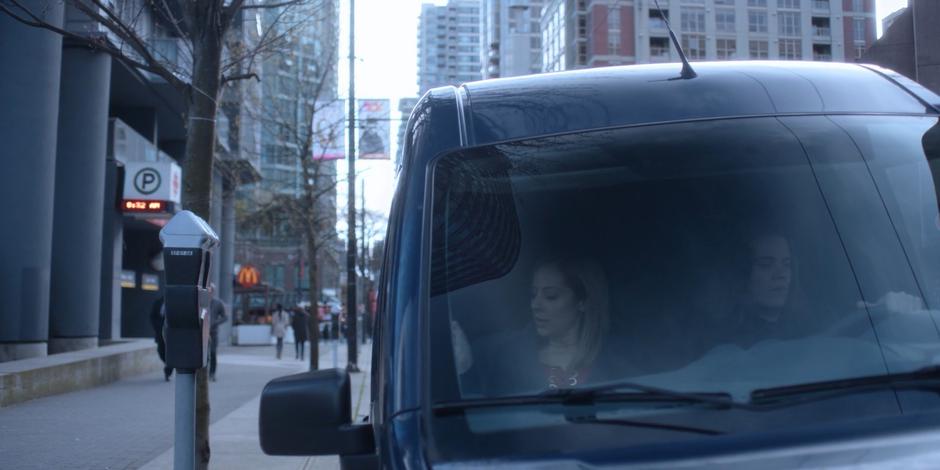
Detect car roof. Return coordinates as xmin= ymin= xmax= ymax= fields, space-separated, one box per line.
xmin=436 ymin=61 xmax=940 ymax=147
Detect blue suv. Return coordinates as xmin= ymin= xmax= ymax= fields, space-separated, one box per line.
xmin=259 ymin=61 xmax=940 ymax=469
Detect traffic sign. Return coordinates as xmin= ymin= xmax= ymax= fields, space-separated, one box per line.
xmin=134 ymin=167 xmax=162 ymax=195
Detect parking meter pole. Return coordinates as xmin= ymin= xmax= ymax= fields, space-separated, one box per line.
xmin=174 ymin=371 xmax=196 ymax=470
xmin=159 ymin=211 xmax=219 ymax=470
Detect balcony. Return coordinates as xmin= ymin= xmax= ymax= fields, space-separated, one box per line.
xmin=650 ymin=48 xmax=671 ymax=62
xmin=813 ymin=0 xmax=830 ymax=12
xmin=148 ymin=37 xmax=193 ymax=81
xmin=648 ymin=9 xmax=669 ymax=31
xmin=813 ymin=26 xmax=831 ymax=38
xmin=813 ymin=43 xmax=832 ymax=61
xmin=649 ymin=17 xmax=668 ymax=31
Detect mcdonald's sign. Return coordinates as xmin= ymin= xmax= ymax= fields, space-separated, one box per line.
xmin=237 ymin=265 xmax=261 ymax=288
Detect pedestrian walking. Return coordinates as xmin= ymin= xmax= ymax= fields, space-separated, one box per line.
xmin=291 ymin=306 xmax=309 ymax=360
xmin=208 ymin=282 xmax=228 ymax=381
xmin=271 ymin=303 xmax=290 ymax=359
xmin=322 ymin=307 xmax=334 ymax=340
xmin=149 ymin=297 xmax=173 ymax=381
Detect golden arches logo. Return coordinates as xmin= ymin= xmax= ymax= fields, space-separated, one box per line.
xmin=237 ymin=265 xmax=261 ymax=288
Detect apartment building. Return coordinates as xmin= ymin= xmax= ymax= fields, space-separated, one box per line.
xmin=541 ymin=0 xmax=877 ymax=72
xmin=418 ymin=0 xmax=483 ymax=93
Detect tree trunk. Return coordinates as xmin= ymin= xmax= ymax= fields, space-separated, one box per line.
xmin=180 ymin=18 xmax=224 ymax=470
xmin=306 ymin=238 xmax=320 ymax=370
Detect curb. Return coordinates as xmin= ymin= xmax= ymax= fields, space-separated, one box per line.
xmin=0 ymin=339 xmax=162 ymax=407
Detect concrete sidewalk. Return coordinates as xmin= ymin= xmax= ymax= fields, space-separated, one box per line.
xmin=140 ymin=340 xmax=372 ymax=470
xmin=0 ymin=339 xmax=370 ymax=470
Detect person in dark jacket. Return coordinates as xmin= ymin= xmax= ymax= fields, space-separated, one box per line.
xmin=208 ymin=283 xmax=228 ymax=381
xmin=149 ymin=297 xmax=173 ymax=381
xmin=291 ymin=306 xmax=310 ymax=360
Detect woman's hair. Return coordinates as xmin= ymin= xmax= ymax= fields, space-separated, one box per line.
xmin=535 ymin=256 xmax=610 ymax=371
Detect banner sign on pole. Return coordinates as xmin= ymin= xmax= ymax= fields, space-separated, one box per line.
xmin=312 ymin=100 xmax=346 ymax=161
xmin=357 ymin=99 xmax=390 ymax=160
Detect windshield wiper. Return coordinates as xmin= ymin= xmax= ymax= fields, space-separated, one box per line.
xmin=750 ymin=365 xmax=940 ymax=409
xmin=565 ymin=415 xmax=725 ymax=436
xmin=432 ymin=380 xmax=734 ymax=436
xmin=433 ymin=380 xmax=743 ymax=416
xmin=540 ymin=380 xmax=746 ymax=409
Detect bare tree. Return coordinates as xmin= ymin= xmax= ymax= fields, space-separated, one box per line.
xmin=0 ymin=0 xmax=334 ymax=466
xmin=238 ymin=24 xmax=343 ymax=370
xmin=355 ymin=208 xmax=386 ymax=339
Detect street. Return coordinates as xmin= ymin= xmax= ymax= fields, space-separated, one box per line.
xmin=0 ymin=340 xmax=369 ymax=470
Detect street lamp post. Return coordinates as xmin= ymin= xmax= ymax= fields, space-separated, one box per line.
xmin=345 ymin=0 xmax=360 ymax=372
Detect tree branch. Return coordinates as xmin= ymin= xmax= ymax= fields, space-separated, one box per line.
xmin=241 ymin=0 xmax=304 ymax=10
xmin=221 ymin=71 xmax=261 ymax=85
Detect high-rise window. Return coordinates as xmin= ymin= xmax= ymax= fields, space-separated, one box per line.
xmin=649 ymin=9 xmax=669 ymax=30
xmin=813 ymin=43 xmax=832 ymax=61
xmin=681 ymin=34 xmax=706 ymax=59
xmin=715 ymin=0 xmax=735 ymax=4
xmin=749 ymin=40 xmax=769 ymax=58
xmin=650 ymin=36 xmax=670 ymax=60
xmin=748 ymin=11 xmax=768 ymax=33
xmin=854 ymin=18 xmax=866 ymax=42
xmin=779 ymin=38 xmax=802 ymax=59
xmin=608 ymin=6 xmax=621 ymax=54
xmin=777 ymin=0 xmax=800 ymax=9
xmin=681 ymin=9 xmax=705 ymax=33
xmin=748 ymin=0 xmax=767 ymax=6
xmin=855 ymin=45 xmax=866 ymax=59
xmin=717 ymin=38 xmax=737 ymax=59
xmin=778 ymin=12 xmax=801 ymax=36
xmin=716 ymin=10 xmax=735 ymax=33
xmin=851 ymin=0 xmax=863 ymax=11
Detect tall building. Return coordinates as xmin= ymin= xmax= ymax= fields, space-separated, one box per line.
xmin=481 ymin=0 xmax=545 ymax=78
xmin=236 ymin=0 xmax=342 ymax=305
xmin=863 ymin=0 xmax=940 ymax=94
xmin=0 ymin=0 xmax=253 ymax=359
xmin=541 ymin=0 xmax=588 ymax=72
xmin=541 ymin=0 xmax=877 ymax=73
xmin=418 ymin=0 xmax=483 ymax=94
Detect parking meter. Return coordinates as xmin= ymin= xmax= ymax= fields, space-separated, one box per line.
xmin=159 ymin=210 xmax=220 ymax=370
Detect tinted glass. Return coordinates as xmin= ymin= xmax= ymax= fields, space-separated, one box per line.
xmin=428 ymin=116 xmax=940 ymax=443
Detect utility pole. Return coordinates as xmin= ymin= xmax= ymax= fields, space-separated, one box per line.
xmin=345 ymin=0 xmax=360 ymax=372
xmin=360 ymin=179 xmax=366 ymax=345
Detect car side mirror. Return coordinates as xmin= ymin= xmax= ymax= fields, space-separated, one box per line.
xmin=259 ymin=368 xmax=374 ymax=456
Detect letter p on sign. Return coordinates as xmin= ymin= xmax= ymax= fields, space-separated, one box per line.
xmin=134 ymin=168 xmax=162 ymax=195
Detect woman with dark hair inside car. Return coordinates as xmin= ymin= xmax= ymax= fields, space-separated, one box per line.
xmin=477 ymin=256 xmax=617 ymax=394
xmin=727 ymin=227 xmax=810 ymax=348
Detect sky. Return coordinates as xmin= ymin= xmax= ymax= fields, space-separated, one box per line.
xmin=335 ymin=0 xmax=910 ymax=238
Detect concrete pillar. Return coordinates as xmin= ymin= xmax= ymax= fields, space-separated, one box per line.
xmin=219 ymin=188 xmax=236 ymax=345
xmin=98 ymin=157 xmax=124 ymax=341
xmin=0 ymin=0 xmax=65 ymax=362
xmin=48 ymin=47 xmax=112 ymax=354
